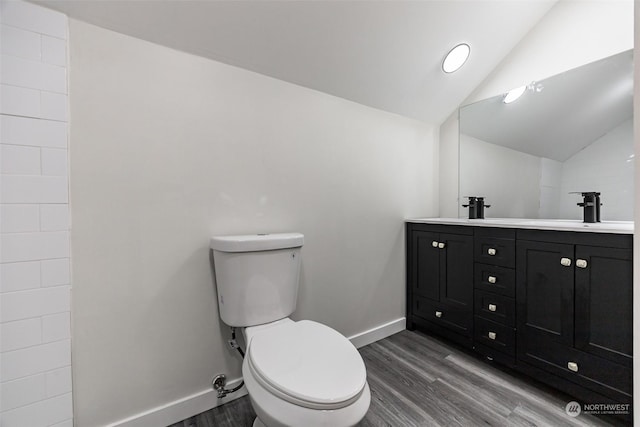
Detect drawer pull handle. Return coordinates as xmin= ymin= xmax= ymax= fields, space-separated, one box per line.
xmin=432 ymin=241 xmax=439 ymax=247
xmin=435 ymin=311 xmax=442 ymax=318
xmin=487 ymin=275 xmax=497 ymax=284
xmin=567 ymin=361 xmax=579 ymax=372
xmin=487 ymin=248 xmax=497 ymax=256
xmin=576 ymin=259 xmax=588 ymax=269
xmin=488 ymin=331 xmax=497 ymax=340
xmin=488 ymin=304 xmax=497 ymax=312
xmin=438 ymin=242 xmax=446 ymax=249
xmin=560 ymin=257 xmax=572 ymax=267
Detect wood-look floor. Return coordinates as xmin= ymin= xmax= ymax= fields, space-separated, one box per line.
xmin=169 ymin=330 xmax=627 ymax=427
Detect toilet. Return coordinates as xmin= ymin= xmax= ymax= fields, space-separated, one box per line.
xmin=210 ymin=233 xmax=371 ymax=427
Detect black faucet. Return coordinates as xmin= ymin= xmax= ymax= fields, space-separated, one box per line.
xmin=462 ymin=196 xmax=491 ymax=219
xmin=573 ymin=192 xmax=602 ymax=223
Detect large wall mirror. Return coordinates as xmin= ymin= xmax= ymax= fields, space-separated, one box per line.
xmin=458 ymin=50 xmax=633 ymax=221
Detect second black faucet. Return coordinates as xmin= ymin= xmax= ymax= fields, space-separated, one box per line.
xmin=462 ymin=196 xmax=491 ymax=219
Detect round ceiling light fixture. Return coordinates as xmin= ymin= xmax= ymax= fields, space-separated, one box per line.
xmin=503 ymin=85 xmax=527 ymax=104
xmin=442 ymin=43 xmax=470 ymax=73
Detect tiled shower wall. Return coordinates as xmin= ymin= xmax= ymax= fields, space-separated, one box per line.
xmin=0 ymin=1 xmax=73 ymax=426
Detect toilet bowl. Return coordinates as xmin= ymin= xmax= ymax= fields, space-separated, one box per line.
xmin=242 ymin=319 xmax=370 ymax=427
xmin=210 ymin=233 xmax=371 ymax=426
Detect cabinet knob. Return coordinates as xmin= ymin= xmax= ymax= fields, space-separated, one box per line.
xmin=576 ymin=259 xmax=588 ymax=269
xmin=487 ymin=275 xmax=497 ymax=284
xmin=438 ymin=242 xmax=446 ymax=249
xmin=435 ymin=311 xmax=442 ymax=318
xmin=488 ymin=331 xmax=497 ymax=340
xmin=567 ymin=361 xmax=579 ymax=372
xmin=432 ymin=241 xmax=439 ymax=248
xmin=560 ymin=257 xmax=572 ymax=267
xmin=487 ymin=248 xmax=497 ymax=256
xmin=488 ymin=304 xmax=497 ymax=312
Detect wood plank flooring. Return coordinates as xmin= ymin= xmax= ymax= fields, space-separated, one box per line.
xmin=169 ymin=330 xmax=627 ymax=427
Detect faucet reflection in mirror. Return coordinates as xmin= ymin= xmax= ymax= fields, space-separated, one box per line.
xmin=458 ymin=50 xmax=633 ymax=221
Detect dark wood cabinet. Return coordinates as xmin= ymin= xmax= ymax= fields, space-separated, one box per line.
xmin=407 ymin=221 xmax=633 ymax=413
xmin=439 ymin=232 xmax=475 ymax=309
xmin=574 ymin=245 xmax=633 ymax=366
xmin=407 ymin=224 xmax=473 ymax=347
xmin=516 ymin=233 xmax=633 ymax=406
xmin=474 ymin=235 xmax=515 ymax=268
xmin=473 ymin=228 xmax=516 ymax=366
xmin=474 ymin=263 xmax=515 ymax=298
xmin=517 ymin=240 xmax=575 ymax=352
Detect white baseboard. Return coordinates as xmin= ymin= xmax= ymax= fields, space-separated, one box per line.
xmin=107 ymin=378 xmax=247 ymax=427
xmin=347 ymin=317 xmax=406 ymax=349
xmin=108 ymin=317 xmax=404 ymax=427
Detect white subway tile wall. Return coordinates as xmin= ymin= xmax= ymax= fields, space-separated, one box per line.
xmin=0 ymin=84 xmax=41 ymax=117
xmin=1 ymin=204 xmax=40 ymax=233
xmin=0 ymin=1 xmax=72 ymax=425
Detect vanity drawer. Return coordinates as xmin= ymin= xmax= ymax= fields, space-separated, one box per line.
xmin=474 ymin=316 xmax=515 ymax=356
xmin=474 ymin=263 xmax=515 ymax=297
xmin=519 ymin=335 xmax=632 ymax=398
xmin=413 ymin=296 xmax=472 ymax=337
xmin=474 ymin=237 xmax=515 ymax=268
xmin=475 ymin=342 xmax=515 ymax=367
xmin=474 ymin=291 xmax=515 ymax=327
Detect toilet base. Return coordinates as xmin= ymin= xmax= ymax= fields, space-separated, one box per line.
xmin=253 ymin=418 xmax=267 ymax=427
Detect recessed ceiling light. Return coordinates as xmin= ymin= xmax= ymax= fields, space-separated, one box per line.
xmin=503 ymin=85 xmax=527 ymax=104
xmin=442 ymin=43 xmax=470 ymax=73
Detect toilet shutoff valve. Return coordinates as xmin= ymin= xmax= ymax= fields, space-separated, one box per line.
xmin=212 ymin=374 xmax=244 ymax=398
xmin=212 ymin=374 xmax=228 ymax=398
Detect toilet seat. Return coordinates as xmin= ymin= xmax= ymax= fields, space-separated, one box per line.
xmin=247 ymin=320 xmax=367 ymax=410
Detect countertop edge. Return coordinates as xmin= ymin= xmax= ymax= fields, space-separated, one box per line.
xmin=405 ymin=218 xmax=634 ymax=234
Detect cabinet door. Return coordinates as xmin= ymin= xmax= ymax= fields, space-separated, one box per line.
xmin=517 ymin=240 xmax=574 ymax=362
xmin=440 ymin=233 xmax=473 ymax=308
xmin=410 ymin=230 xmax=440 ymax=301
xmin=574 ymin=245 xmax=633 ymax=367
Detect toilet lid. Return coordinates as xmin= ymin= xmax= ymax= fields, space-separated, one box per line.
xmin=248 ymin=320 xmax=367 ymax=408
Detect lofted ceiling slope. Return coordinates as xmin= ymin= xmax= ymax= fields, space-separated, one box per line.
xmin=35 ymin=0 xmax=557 ymax=125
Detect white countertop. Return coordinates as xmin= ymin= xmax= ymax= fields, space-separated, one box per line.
xmin=406 ymin=218 xmax=634 ymax=234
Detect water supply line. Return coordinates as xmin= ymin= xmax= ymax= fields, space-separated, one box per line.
xmin=212 ymin=327 xmax=245 ymax=398
xmin=228 ymin=326 xmax=245 ymax=358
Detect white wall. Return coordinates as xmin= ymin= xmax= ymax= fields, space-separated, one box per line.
xmin=440 ymin=0 xmax=634 ymax=216
xmin=0 ymin=1 xmax=73 ymax=426
xmin=558 ymin=118 xmax=634 ymax=220
xmin=439 ymin=114 xmax=458 ymax=217
xmin=538 ymin=157 xmax=563 ymax=219
xmin=69 ymin=20 xmax=437 ymax=426
xmin=459 ymin=134 xmax=541 ymax=218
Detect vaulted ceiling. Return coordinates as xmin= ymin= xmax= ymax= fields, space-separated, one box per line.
xmin=35 ymin=0 xmax=557 ymax=125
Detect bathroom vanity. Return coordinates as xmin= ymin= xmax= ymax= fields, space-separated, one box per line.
xmin=406 ymin=218 xmax=633 ymax=412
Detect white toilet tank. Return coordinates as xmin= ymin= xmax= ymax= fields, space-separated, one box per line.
xmin=210 ymin=233 xmax=304 ymax=327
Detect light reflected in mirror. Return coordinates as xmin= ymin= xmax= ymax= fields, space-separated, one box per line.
xmin=458 ymin=50 xmax=633 ymax=221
